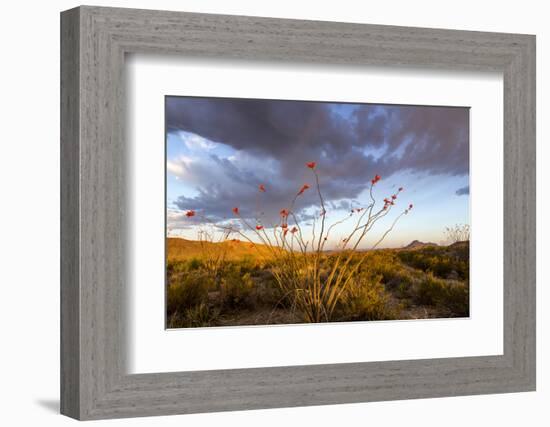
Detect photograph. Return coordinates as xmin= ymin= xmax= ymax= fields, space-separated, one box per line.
xmin=165 ymin=96 xmax=471 ymax=328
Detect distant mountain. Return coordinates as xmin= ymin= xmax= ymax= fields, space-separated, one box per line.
xmin=403 ymin=240 xmax=439 ymax=250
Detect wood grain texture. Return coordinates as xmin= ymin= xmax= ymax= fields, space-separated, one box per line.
xmin=60 ymin=7 xmax=80 ymax=419
xmin=60 ymin=5 xmax=536 ymax=420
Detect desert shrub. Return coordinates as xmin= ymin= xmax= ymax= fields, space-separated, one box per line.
xmin=188 ymin=258 xmax=203 ymax=271
xmin=220 ymin=272 xmax=256 ymax=310
xmin=381 ymin=267 xmax=416 ymax=292
xmin=166 ymin=272 xmax=210 ymax=315
xmin=398 ymin=251 xmax=430 ymax=271
xmin=415 ymin=273 xmax=445 ymax=305
xmin=184 ymin=303 xmax=220 ymax=327
xmin=396 ymin=280 xmax=415 ymax=299
xmin=334 ymin=274 xmax=399 ymax=321
xmin=167 ymin=303 xmax=220 ymax=328
xmin=414 ymin=273 xmax=468 ymax=317
xmin=252 ymin=269 xmax=288 ymax=307
xmin=166 ymin=260 xmax=187 ymax=276
xmin=358 ymin=251 xmax=417 ymax=294
xmin=442 ymin=282 xmax=469 ymax=316
xmin=166 ymin=260 xmax=192 ymax=290
xmin=238 ymin=255 xmax=258 ymax=271
xmin=397 ymin=246 xmax=469 ymax=280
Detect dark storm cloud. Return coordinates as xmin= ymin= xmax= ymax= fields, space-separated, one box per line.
xmin=167 ymin=97 xmax=469 ymax=222
xmin=355 ymin=106 xmax=469 ymax=176
xmin=167 ymin=97 xmax=469 ymax=176
xmin=455 ymin=186 xmax=470 ymax=196
xmin=166 ymin=97 xmax=339 ymax=157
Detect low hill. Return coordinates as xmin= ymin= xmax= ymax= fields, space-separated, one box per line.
xmin=399 ymin=240 xmax=469 ymax=262
xmin=403 ymin=240 xmax=439 ymax=250
xmin=448 ymin=240 xmax=469 ymax=249
xmin=167 ymin=237 xmax=270 ymax=261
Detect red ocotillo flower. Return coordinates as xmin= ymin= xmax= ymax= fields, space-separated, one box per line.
xmin=297 ymin=184 xmax=310 ymax=195
xmin=409 ymin=203 xmax=413 ymax=210
xmin=281 ymin=223 xmax=288 ymax=229
xmin=306 ymin=161 xmax=317 ymax=169
xmin=392 ymin=194 xmax=397 ymax=200
xmin=185 ymin=210 xmax=195 ymax=217
xmin=256 ymin=225 xmax=264 ymax=230
xmin=290 ymin=226 xmax=298 ymax=234
xmin=232 ymin=207 xmax=239 ymax=215
xmin=258 ymin=184 xmax=266 ymax=192
xmin=280 ymin=208 xmax=289 ymax=218
xmin=371 ymin=174 xmax=382 ymax=185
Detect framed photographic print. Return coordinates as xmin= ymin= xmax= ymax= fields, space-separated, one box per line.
xmin=164 ymin=96 xmax=471 ymax=328
xmin=61 ymin=5 xmax=536 ymax=420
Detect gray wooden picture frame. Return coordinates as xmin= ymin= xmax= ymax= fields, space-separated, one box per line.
xmin=60 ymin=5 xmax=536 ymax=420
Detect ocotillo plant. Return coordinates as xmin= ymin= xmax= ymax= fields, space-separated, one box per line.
xmin=185 ymin=162 xmax=413 ymax=323
xmin=444 ymin=223 xmax=470 ymax=244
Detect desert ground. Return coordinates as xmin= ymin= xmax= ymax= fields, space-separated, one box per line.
xmin=166 ymin=237 xmax=469 ymax=328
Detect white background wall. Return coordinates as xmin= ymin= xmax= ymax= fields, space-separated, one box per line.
xmin=0 ymin=0 xmax=547 ymax=425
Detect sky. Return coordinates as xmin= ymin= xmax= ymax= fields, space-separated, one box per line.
xmin=165 ymin=96 xmax=470 ymax=249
